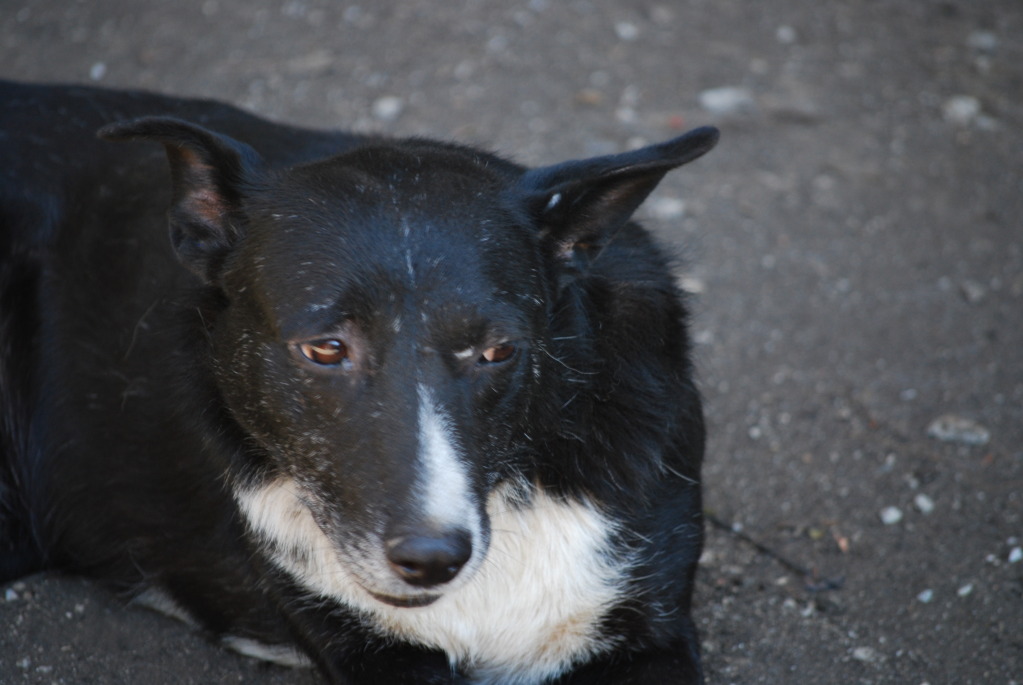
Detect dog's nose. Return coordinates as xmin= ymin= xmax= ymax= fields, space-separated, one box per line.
xmin=385 ymin=528 xmax=473 ymax=587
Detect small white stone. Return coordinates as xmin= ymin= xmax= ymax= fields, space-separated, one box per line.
xmin=287 ymin=49 xmax=333 ymax=73
xmin=776 ymin=25 xmax=797 ymax=44
xmin=678 ymin=276 xmax=706 ymax=295
xmin=927 ymin=415 xmax=990 ymax=446
xmin=625 ymin=136 xmax=648 ymax=151
xmin=89 ymin=62 xmax=107 ymax=81
xmin=4 ymin=588 xmax=17 ymax=601
xmin=917 ymin=589 xmax=934 ymax=603
xmin=648 ymin=196 xmax=687 ymax=220
xmin=942 ymin=95 xmax=981 ymax=126
xmin=966 ymin=31 xmax=998 ymax=54
xmin=486 ymin=34 xmax=509 ymax=54
xmin=692 ymin=329 xmax=714 ymax=345
xmin=880 ymin=506 xmax=903 ymax=525
xmin=957 ymin=583 xmax=974 ymax=597
xmin=371 ymin=96 xmax=404 ymax=122
xmin=615 ymin=106 xmax=637 ymax=124
xmin=960 ymin=279 xmax=986 ymax=303
xmin=1008 ymin=547 xmax=1022 ymax=564
xmin=852 ymin=646 xmax=881 ymax=663
xmin=914 ymin=494 xmax=936 ymax=515
xmin=615 ymin=22 xmax=639 ymax=41
xmin=699 ymin=87 xmax=755 ymax=115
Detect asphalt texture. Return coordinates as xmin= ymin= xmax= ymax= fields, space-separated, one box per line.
xmin=1 ymin=1 xmax=1021 ymax=683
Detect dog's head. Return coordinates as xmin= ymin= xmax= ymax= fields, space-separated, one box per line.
xmin=100 ymin=118 xmax=717 ymax=608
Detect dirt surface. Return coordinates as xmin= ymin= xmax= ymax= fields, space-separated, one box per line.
xmin=1 ymin=1 xmax=1021 ymax=683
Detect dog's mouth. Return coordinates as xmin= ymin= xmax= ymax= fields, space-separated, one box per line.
xmin=235 ymin=477 xmax=484 ymax=611
xmin=368 ymin=590 xmax=442 ymax=608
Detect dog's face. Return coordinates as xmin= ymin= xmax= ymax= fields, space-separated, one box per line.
xmin=100 ymin=118 xmax=718 ymax=608
xmin=213 ymin=149 xmax=548 ymax=605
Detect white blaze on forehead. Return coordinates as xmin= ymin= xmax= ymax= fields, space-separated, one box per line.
xmin=417 ymin=383 xmax=475 ymax=528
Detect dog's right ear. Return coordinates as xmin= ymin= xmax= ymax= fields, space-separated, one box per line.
xmin=99 ymin=117 xmax=267 ymax=284
xmin=511 ymin=126 xmax=719 ymax=263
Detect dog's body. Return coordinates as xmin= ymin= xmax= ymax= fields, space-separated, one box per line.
xmin=0 ymin=80 xmax=715 ymax=684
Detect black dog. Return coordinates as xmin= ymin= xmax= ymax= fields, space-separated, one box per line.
xmin=0 ymin=80 xmax=716 ymax=684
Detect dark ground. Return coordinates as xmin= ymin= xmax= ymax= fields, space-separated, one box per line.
xmin=1 ymin=1 xmax=1021 ymax=683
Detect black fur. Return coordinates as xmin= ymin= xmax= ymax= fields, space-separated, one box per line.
xmin=0 ymin=80 xmax=716 ymax=684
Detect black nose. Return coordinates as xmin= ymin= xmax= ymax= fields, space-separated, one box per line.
xmin=385 ymin=528 xmax=473 ymax=587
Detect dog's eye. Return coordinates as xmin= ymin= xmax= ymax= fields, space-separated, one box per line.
xmin=480 ymin=343 xmax=516 ymax=365
xmin=299 ymin=339 xmax=350 ymax=366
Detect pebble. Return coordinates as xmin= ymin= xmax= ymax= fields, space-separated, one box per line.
xmin=698 ymin=86 xmax=755 ymax=115
xmin=287 ymin=49 xmax=334 ymax=74
xmin=852 ymin=646 xmax=882 ymax=663
xmin=776 ymin=25 xmax=797 ymax=44
xmin=1009 ymin=547 xmax=1022 ymax=564
xmin=647 ymin=196 xmax=687 ymax=220
xmin=957 ymin=583 xmax=974 ymax=598
xmin=4 ymin=587 xmax=17 ymax=601
xmin=913 ymin=494 xmax=936 ymax=515
xmin=614 ymin=22 xmax=639 ymax=42
xmin=959 ymin=279 xmax=986 ymax=303
xmin=574 ymin=88 xmax=604 ymax=106
xmin=679 ymin=278 xmax=703 ymax=296
xmin=942 ymin=95 xmax=981 ymax=126
xmin=371 ymin=96 xmax=404 ymax=122
xmin=966 ymin=31 xmax=999 ymax=54
xmin=89 ymin=61 xmax=107 ymax=81
xmin=917 ymin=589 xmax=934 ymax=603
xmin=926 ymin=415 xmax=990 ymax=446
xmin=880 ymin=506 xmax=903 ymax=525
xmin=691 ymin=330 xmax=714 ymax=347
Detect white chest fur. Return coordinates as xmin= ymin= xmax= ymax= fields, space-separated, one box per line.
xmin=236 ymin=479 xmax=630 ymax=684
xmin=374 ymin=486 xmax=628 ymax=683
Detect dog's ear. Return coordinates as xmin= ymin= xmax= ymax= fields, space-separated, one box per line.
xmin=514 ymin=126 xmax=719 ymax=259
xmin=99 ymin=116 xmax=266 ymax=284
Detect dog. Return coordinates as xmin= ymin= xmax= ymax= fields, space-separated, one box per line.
xmin=0 ymin=79 xmax=717 ymax=684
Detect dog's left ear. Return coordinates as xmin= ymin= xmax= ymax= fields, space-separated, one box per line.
xmin=99 ymin=116 xmax=267 ymax=284
xmin=514 ymin=126 xmax=719 ymax=258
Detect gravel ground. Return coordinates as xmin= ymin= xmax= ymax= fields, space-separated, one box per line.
xmin=2 ymin=1 xmax=1021 ymax=683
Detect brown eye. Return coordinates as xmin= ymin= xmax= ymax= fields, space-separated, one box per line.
xmin=480 ymin=343 xmax=516 ymax=364
xmin=299 ymin=339 xmax=350 ymax=366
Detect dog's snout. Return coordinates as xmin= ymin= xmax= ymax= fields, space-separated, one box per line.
xmin=385 ymin=528 xmax=473 ymax=587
